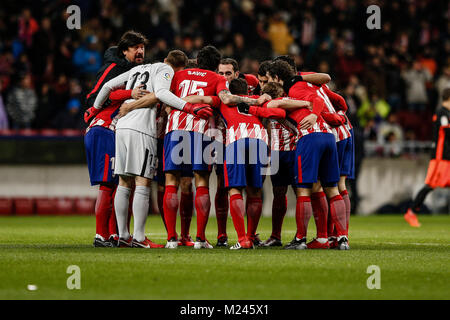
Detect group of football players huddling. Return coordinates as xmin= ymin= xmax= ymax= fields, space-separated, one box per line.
xmin=84 ymin=31 xmax=353 ymax=251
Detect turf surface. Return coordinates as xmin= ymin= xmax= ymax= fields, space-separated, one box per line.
xmin=0 ymin=215 xmax=449 ymax=300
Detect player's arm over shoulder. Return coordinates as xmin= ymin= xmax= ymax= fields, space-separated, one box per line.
xmin=266 ymin=97 xmax=311 ymax=110
xmin=183 ymin=95 xmax=221 ymax=108
xmin=93 ymin=71 xmax=130 ymax=109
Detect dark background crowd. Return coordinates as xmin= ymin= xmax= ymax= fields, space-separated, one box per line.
xmin=0 ymin=0 xmax=449 ymax=147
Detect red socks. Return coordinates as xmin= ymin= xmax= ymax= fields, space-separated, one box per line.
xmin=295 ymin=196 xmax=312 ymax=239
xmin=180 ymin=191 xmax=194 ymax=238
xmin=341 ymin=190 xmax=351 ymax=233
xmin=329 ymin=195 xmax=347 ymax=237
xmin=271 ymin=192 xmax=287 ymax=240
xmin=195 ymin=186 xmax=211 ymax=241
xmin=163 ymin=185 xmax=179 ymax=240
xmin=311 ymin=191 xmax=328 ymax=239
xmin=246 ymin=196 xmax=262 ymax=240
xmin=215 ymin=187 xmax=229 ymax=238
xmin=95 ymin=185 xmax=114 ymax=239
xmin=229 ymin=194 xmax=246 ymax=242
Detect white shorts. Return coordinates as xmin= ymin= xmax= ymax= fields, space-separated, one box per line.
xmin=115 ymin=128 xmax=157 ymax=179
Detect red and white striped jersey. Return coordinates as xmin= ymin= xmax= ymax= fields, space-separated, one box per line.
xmin=165 ymin=68 xmax=228 ymax=135
xmin=86 ymin=89 xmax=132 ymax=133
xmin=218 ymin=97 xmax=268 ymax=146
xmin=317 ymin=86 xmax=351 ymax=142
xmin=268 ymin=119 xmax=297 ymax=151
xmin=286 ymin=82 xmax=333 ymax=139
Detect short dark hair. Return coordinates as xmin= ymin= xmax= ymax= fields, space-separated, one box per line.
xmin=117 ymin=31 xmax=148 ymax=57
xmin=273 ymin=55 xmax=297 ymax=73
xmin=262 ymin=82 xmax=285 ymax=99
xmin=229 ymin=78 xmax=248 ymax=95
xmin=185 ymin=59 xmax=198 ymax=69
xmin=220 ymin=58 xmax=239 ymax=72
xmin=267 ymin=60 xmax=295 ymax=83
xmin=258 ymin=60 xmax=272 ymax=77
xmin=443 ymin=88 xmax=450 ymax=102
xmin=166 ymin=50 xmax=188 ymax=69
xmin=197 ymin=45 xmax=222 ymax=71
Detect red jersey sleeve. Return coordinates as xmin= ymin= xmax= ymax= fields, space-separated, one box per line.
xmin=210 ymin=96 xmax=221 ymax=108
xmin=321 ymin=112 xmax=346 ymax=127
xmin=109 ymin=89 xmax=132 ymax=102
xmin=249 ymin=105 xmax=286 ymax=119
xmin=244 ymin=74 xmax=259 ymax=94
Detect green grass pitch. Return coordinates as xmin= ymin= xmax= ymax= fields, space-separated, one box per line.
xmin=0 ymin=215 xmax=449 ymax=300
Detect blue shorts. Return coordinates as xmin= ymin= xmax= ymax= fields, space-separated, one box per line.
xmin=163 ymin=130 xmax=212 ymax=174
xmin=270 ymin=150 xmax=296 ymax=187
xmin=84 ymin=126 xmax=118 ymax=186
xmin=224 ymin=138 xmax=269 ymax=188
xmin=214 ymin=142 xmax=225 ymax=176
xmin=336 ymin=134 xmax=354 ymax=178
xmin=294 ymin=132 xmax=340 ymax=188
xmin=348 ymin=129 xmax=355 ymax=179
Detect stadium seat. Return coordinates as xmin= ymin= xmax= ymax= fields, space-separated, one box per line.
xmin=14 ymin=198 xmax=35 ymax=216
xmin=0 ymin=129 xmax=18 ymax=137
xmin=17 ymin=129 xmax=39 ymax=136
xmin=60 ymin=129 xmax=84 ymax=137
xmin=39 ymin=129 xmax=60 ymax=137
xmin=54 ymin=197 xmax=75 ymax=215
xmin=0 ymin=198 xmax=13 ymax=216
xmin=35 ymin=198 xmax=57 ymax=215
xmin=74 ymin=198 xmax=95 ymax=215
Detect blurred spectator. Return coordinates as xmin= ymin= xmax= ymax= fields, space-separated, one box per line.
xmin=0 ymin=79 xmax=9 ymax=129
xmin=72 ymin=35 xmax=102 ymax=76
xmin=377 ymin=113 xmax=404 ymax=157
xmin=436 ymin=64 xmax=450 ymax=107
xmin=402 ymin=60 xmax=432 ymax=111
xmin=6 ymin=73 xmax=37 ymax=129
xmin=17 ymin=8 xmax=39 ymax=48
xmin=268 ymin=12 xmax=293 ymax=56
xmin=357 ymin=94 xmax=391 ymax=128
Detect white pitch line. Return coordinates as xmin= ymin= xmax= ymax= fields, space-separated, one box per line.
xmin=385 ymin=242 xmax=450 ymax=246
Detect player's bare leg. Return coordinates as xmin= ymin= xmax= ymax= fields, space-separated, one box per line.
xmin=179 ymin=176 xmax=194 ymax=246
xmin=246 ymin=186 xmax=263 ymax=246
xmin=193 ymin=171 xmax=213 ymax=249
xmin=307 ymin=182 xmax=330 ymax=249
xmin=114 ymin=175 xmax=134 ymax=247
xmin=228 ymin=188 xmax=253 ymax=249
xmin=164 ymin=171 xmax=180 ymax=248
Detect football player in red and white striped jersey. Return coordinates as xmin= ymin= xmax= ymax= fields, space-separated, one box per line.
xmin=266 ymin=60 xmax=350 ymax=250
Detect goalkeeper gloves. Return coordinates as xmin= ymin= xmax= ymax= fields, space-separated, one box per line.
xmin=182 ymin=103 xmax=213 ymax=119
xmin=84 ymin=106 xmax=101 ymax=124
